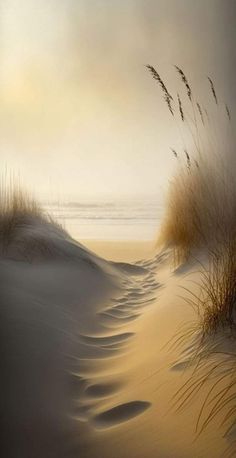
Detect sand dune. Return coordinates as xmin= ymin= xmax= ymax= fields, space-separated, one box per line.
xmin=1 ymin=214 xmax=158 ymax=457
xmin=2 ymin=215 xmax=235 ymax=457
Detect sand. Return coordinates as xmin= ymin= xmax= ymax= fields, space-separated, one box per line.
xmin=1 ymin=231 xmax=234 ymax=457
xmin=78 ymin=241 xmax=232 ymax=458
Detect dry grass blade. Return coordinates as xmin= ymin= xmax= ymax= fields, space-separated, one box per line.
xmin=225 ymin=104 xmax=231 ymax=121
xmin=196 ymin=102 xmax=205 ymax=125
xmin=146 ymin=64 xmax=174 ymax=115
xmin=177 ymin=93 xmax=184 ymax=121
xmin=148 ymin=65 xmax=236 ymax=451
xmin=170 ymin=148 xmax=178 ymax=158
xmin=0 ymin=176 xmax=67 ymax=260
xmin=184 ymin=150 xmax=191 ymax=169
xmin=208 ymin=76 xmax=218 ymax=105
xmin=174 ymin=65 xmax=192 ymax=101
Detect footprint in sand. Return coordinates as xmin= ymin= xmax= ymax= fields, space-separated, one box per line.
xmin=103 ymin=307 xmax=132 ymax=318
xmin=92 ymin=401 xmax=151 ymax=429
xmin=84 ymin=381 xmax=122 ymax=399
xmin=114 ymin=262 xmax=147 ymax=275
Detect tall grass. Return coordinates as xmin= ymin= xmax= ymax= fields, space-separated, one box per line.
xmin=147 ymin=64 xmax=236 ymax=444
xmin=146 ymin=65 xmax=235 ymax=263
xmin=147 ymin=64 xmax=236 ymax=332
xmin=192 ymin=240 xmax=236 ymax=336
xmin=159 ymin=156 xmax=236 ymax=265
xmin=0 ymin=173 xmax=67 ymax=259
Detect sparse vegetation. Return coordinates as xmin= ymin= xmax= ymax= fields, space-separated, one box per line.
xmin=0 ymin=174 xmax=67 ymax=260
xmin=196 ymin=240 xmax=236 ymax=336
xmin=159 ymin=156 xmax=236 ymax=265
xmin=148 ymin=64 xmax=236 ymax=445
xmin=147 ymin=64 xmax=236 ymax=337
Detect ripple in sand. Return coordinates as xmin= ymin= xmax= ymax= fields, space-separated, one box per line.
xmin=103 ymin=307 xmax=132 ymax=318
xmin=100 ymin=312 xmax=140 ymax=321
xmin=112 ymin=304 xmax=133 ymax=312
xmin=113 ymin=297 xmax=129 ymax=304
xmin=98 ymin=312 xmax=140 ymax=326
xmin=79 ymin=332 xmax=135 ymax=346
xmin=126 ymin=291 xmax=146 ymax=299
xmin=92 ymin=401 xmax=151 ymax=429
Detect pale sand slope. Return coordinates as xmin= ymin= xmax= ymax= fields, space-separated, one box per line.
xmin=83 ymin=241 xmax=234 ymax=458
xmin=0 ymin=221 xmax=152 ymax=458
xmin=1 ymin=225 xmax=234 ymax=457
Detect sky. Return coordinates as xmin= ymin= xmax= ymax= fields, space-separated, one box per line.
xmin=0 ymin=0 xmax=235 ymax=203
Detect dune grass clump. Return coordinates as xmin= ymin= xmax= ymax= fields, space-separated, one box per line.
xmin=160 ymin=158 xmax=236 ymax=265
xmin=0 ymin=176 xmax=67 ymax=260
xmin=171 ymin=351 xmax=236 ymax=442
xmin=148 ymin=65 xmax=236 ymax=446
xmin=198 ymin=240 xmax=236 ymax=336
xmin=183 ymin=238 xmax=236 ymax=338
xmin=147 ymin=64 xmax=234 ymax=262
xmin=0 ymin=186 xmax=41 ymax=247
xmin=159 ymin=161 xmax=217 ymax=264
xmin=147 ymin=65 xmax=236 ymax=334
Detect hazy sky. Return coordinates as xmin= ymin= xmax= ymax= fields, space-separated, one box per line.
xmin=0 ymin=0 xmax=235 ymax=202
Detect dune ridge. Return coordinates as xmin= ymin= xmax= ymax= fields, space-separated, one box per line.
xmin=2 ymin=182 xmax=236 ymax=457
xmin=0 ymin=188 xmax=160 ymax=457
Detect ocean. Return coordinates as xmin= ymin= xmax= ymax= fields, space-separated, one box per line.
xmin=43 ymin=199 xmax=163 ymax=241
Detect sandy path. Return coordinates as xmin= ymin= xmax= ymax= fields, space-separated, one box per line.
xmin=80 ymin=241 xmax=232 ymax=458
xmin=71 ymin=248 xmax=160 ymax=433
xmin=2 ymin=237 xmax=234 ymax=457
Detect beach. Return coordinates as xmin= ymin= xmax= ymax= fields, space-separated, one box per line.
xmin=76 ymin=240 xmax=229 ymax=458
xmin=1 ymin=1 xmax=235 ymax=456
xmin=1 ymin=214 xmax=231 ymax=457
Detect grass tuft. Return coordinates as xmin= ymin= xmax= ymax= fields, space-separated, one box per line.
xmin=0 ymin=175 xmax=67 ymax=260
xmin=147 ymin=64 xmax=236 ymax=444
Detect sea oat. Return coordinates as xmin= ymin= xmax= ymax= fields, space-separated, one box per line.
xmin=146 ymin=65 xmax=174 ymax=115
xmin=185 ymin=149 xmax=191 ymax=169
xmin=175 ymin=65 xmax=192 ymax=101
xmin=208 ymin=77 xmax=218 ymax=105
xmin=225 ymin=104 xmax=231 ymax=121
xmin=177 ymin=93 xmax=184 ymax=121
xmin=171 ymin=148 xmax=178 ymax=158
xmin=197 ymin=102 xmax=205 ymax=125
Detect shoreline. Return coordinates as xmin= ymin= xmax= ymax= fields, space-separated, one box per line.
xmin=79 ymin=239 xmax=156 ymax=262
